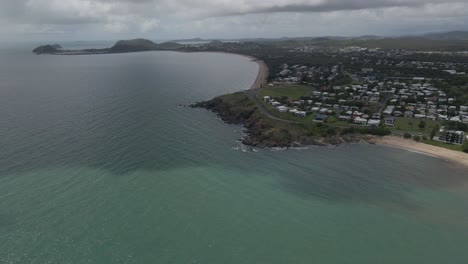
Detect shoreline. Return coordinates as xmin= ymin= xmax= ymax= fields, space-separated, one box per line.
xmin=34 ymin=47 xmax=270 ymax=89
xmin=250 ymin=59 xmax=268 ymax=89
xmin=199 ymin=51 xmax=268 ymax=89
xmin=372 ymin=136 xmax=468 ymax=168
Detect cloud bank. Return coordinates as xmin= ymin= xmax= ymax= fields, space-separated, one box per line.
xmin=0 ymin=0 xmax=467 ymax=41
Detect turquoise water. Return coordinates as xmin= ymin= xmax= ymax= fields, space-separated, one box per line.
xmin=0 ymin=48 xmax=467 ymax=263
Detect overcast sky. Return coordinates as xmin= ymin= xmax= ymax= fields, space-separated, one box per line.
xmin=0 ymin=0 xmax=467 ymax=41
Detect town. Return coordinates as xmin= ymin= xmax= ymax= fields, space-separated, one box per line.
xmin=257 ymin=54 xmax=468 ymax=150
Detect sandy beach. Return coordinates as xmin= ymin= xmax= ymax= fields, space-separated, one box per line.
xmin=197 ymin=51 xmax=269 ymax=89
xmin=249 ymin=59 xmax=269 ymax=89
xmin=372 ymin=136 xmax=468 ymax=168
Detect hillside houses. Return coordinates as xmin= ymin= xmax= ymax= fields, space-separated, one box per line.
xmin=382 ymin=81 xmax=468 ymax=123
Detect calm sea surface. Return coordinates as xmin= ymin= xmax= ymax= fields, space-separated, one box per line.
xmin=0 ymin=46 xmax=468 ymax=264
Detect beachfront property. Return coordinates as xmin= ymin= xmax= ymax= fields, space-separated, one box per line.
xmin=439 ymin=128 xmax=465 ymax=145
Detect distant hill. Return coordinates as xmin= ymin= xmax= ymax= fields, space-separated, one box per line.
xmin=109 ymin=39 xmax=185 ymax=52
xmin=110 ymin=38 xmax=160 ymax=52
xmin=347 ymin=36 xmax=468 ymax=51
xmin=422 ymin=31 xmax=468 ymax=41
xmin=156 ymin=42 xmax=184 ymax=50
xmin=356 ymin=35 xmax=384 ymax=40
xmin=32 ymin=44 xmax=62 ymax=54
xmin=171 ymin=38 xmax=207 ymax=42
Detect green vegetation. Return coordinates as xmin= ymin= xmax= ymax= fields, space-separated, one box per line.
xmin=444 ymin=121 xmax=468 ymax=132
xmin=463 ymin=141 xmax=468 ymax=153
xmin=418 ymin=120 xmax=426 ymax=129
xmin=258 ymin=85 xmax=315 ymax=100
xmin=341 ymin=126 xmax=391 ymax=136
xmin=433 ymin=76 xmax=468 ymax=105
xmin=394 ymin=118 xmax=441 ymax=135
xmin=331 ymin=75 xmax=354 ymax=86
xmin=404 ymin=133 xmax=412 ymax=139
xmin=196 ymin=92 xmax=383 ymax=147
xmin=423 ymin=140 xmax=463 ymax=152
xmin=430 ymin=124 xmax=440 ymax=140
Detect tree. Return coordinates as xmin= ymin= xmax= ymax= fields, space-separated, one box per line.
xmin=462 ymin=141 xmax=468 ymax=153
xmin=418 ymin=120 xmax=426 ymax=129
xmin=413 ymin=135 xmax=421 ymax=141
xmin=430 ymin=124 xmax=440 ymax=140
xmin=327 ymin=128 xmax=337 ymax=136
xmin=404 ymin=133 xmax=412 ymax=139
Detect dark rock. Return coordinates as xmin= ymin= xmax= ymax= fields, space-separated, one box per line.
xmin=33 ymin=44 xmax=62 ymax=54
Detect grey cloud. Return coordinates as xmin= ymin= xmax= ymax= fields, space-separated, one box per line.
xmin=212 ymin=0 xmax=462 ymax=16
xmin=0 ymin=0 xmax=467 ymax=40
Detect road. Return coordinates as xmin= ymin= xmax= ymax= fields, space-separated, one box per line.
xmin=244 ymin=88 xmax=429 ymax=138
xmin=243 ymin=89 xmax=303 ymax=124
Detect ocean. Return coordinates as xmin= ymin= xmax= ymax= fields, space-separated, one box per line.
xmin=0 ymin=46 xmax=467 ymax=264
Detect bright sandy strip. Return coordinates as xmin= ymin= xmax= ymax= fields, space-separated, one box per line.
xmin=372 ymin=136 xmax=468 ymax=168
xmin=249 ymin=59 xmax=269 ymax=89
xmin=196 ymin=51 xmax=268 ymax=89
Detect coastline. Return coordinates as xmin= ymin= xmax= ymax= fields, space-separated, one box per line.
xmin=250 ymin=59 xmax=268 ymax=89
xmin=203 ymin=52 xmax=268 ymax=89
xmin=372 ymin=136 xmax=468 ymax=168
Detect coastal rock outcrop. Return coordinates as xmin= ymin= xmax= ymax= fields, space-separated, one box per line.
xmin=192 ymin=92 xmax=371 ymax=148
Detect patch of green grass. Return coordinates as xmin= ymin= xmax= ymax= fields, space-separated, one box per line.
xmin=423 ymin=140 xmax=463 ymax=151
xmin=393 ymin=117 xmax=441 ymax=135
xmin=258 ymin=85 xmax=315 ymax=100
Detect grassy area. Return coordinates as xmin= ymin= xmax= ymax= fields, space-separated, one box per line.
xmin=423 ymin=140 xmax=463 ymax=151
xmin=205 ymin=92 xmax=392 ymax=147
xmin=210 ymin=92 xmax=353 ymax=146
xmin=393 ymin=118 xmax=441 ymax=135
xmin=258 ymin=85 xmax=315 ymax=100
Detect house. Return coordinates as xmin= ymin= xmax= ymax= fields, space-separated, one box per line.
xmin=404 ymin=111 xmax=414 ymax=118
xmin=439 ymin=115 xmax=448 ymax=121
xmin=314 ymin=114 xmax=328 ymax=123
xmin=368 ymin=119 xmax=381 ymax=127
xmin=263 ymin=96 xmax=271 ymax=102
xmin=462 ymin=115 xmax=468 ymax=124
xmin=353 ymin=117 xmax=368 ymax=126
xmin=384 ymin=117 xmax=396 ymax=127
xmin=339 ymin=115 xmax=351 ymax=121
xmin=294 ymin=111 xmax=307 ymax=117
xmin=276 ymin=106 xmax=288 ymax=113
xmin=383 ymin=106 xmax=395 ymax=115
xmin=444 ymin=70 xmax=457 ymax=75
xmin=439 ymin=130 xmax=464 ymax=145
xmin=271 ymin=101 xmax=281 ymax=107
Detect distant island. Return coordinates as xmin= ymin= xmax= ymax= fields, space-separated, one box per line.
xmin=33 ymin=38 xmax=185 ymax=55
